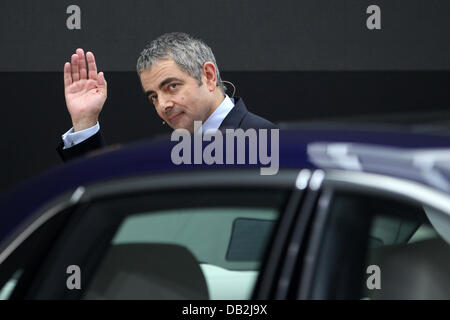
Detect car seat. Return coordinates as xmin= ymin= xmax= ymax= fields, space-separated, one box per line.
xmin=366 ymin=237 xmax=450 ymax=299
xmin=84 ymin=243 xmax=209 ymax=299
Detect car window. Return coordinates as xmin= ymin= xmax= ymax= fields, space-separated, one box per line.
xmin=304 ymin=190 xmax=450 ymax=300
xmin=0 ymin=206 xmax=74 ymax=300
xmin=365 ymin=212 xmax=450 ymax=300
xmin=0 ymin=270 xmax=23 ymax=300
xmin=81 ymin=188 xmax=290 ymax=300
xmin=368 ymin=216 xmax=419 ymax=248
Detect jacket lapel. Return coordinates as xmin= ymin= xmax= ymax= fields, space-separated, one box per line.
xmin=218 ymin=97 xmax=248 ymax=130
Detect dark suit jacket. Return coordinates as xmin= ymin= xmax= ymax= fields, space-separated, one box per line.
xmin=57 ymin=96 xmax=276 ymax=162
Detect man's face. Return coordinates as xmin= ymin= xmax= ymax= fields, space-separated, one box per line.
xmin=140 ymin=58 xmax=214 ymax=132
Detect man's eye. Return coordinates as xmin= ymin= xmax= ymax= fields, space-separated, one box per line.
xmin=148 ymin=96 xmax=157 ymax=104
xmin=169 ymin=83 xmax=178 ymax=90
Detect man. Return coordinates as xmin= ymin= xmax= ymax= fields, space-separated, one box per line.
xmin=58 ymin=32 xmax=276 ymax=162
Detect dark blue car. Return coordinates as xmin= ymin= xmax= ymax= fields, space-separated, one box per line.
xmin=0 ymin=126 xmax=449 ymax=300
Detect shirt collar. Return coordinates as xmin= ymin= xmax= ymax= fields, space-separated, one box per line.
xmin=201 ymin=95 xmax=235 ymax=133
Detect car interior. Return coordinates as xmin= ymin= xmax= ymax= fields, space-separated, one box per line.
xmin=84 ymin=243 xmax=209 ymax=300
xmin=83 ymin=207 xmax=278 ymax=300
xmin=365 ymin=219 xmax=450 ymax=299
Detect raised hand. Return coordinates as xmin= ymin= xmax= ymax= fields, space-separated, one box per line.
xmin=64 ymin=49 xmax=107 ymax=132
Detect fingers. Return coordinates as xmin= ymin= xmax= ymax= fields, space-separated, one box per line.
xmin=77 ymin=48 xmax=87 ymax=80
xmin=71 ymin=54 xmax=79 ymax=82
xmin=98 ymin=72 xmax=106 ymax=87
xmin=86 ymin=51 xmax=98 ymax=80
xmin=66 ymin=49 xmax=101 ymax=86
xmin=64 ymin=62 xmax=72 ymax=88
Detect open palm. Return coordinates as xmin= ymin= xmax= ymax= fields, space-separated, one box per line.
xmin=64 ymin=49 xmax=107 ymax=132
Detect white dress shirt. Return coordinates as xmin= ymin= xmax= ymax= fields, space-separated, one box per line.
xmin=61 ymin=122 xmax=100 ymax=149
xmin=199 ymin=94 xmax=234 ymax=134
xmin=61 ymin=95 xmax=235 ymax=149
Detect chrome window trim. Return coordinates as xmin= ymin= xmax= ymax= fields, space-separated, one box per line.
xmin=324 ymin=169 xmax=450 ymax=216
xmin=297 ymin=187 xmax=333 ymax=300
xmin=82 ymin=169 xmax=297 ymax=200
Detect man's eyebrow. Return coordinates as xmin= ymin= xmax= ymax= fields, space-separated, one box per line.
xmin=144 ymin=77 xmax=183 ymax=97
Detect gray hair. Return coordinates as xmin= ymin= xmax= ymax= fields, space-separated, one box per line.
xmin=136 ymin=32 xmax=226 ymax=93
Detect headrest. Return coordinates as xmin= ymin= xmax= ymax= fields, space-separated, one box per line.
xmin=366 ymin=237 xmax=450 ymax=299
xmin=84 ymin=243 xmax=209 ymax=300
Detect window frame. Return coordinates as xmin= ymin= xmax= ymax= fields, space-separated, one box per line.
xmin=293 ymin=169 xmax=450 ymax=300
xmin=16 ymin=169 xmax=303 ymax=300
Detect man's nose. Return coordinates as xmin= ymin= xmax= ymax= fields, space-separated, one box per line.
xmin=158 ymin=94 xmax=174 ymax=112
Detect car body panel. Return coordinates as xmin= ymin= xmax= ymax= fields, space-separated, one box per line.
xmin=1 ymin=127 xmax=450 ymax=249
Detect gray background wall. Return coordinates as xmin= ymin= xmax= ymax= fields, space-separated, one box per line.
xmin=0 ymin=0 xmax=449 ymax=194
xmin=1 ymin=0 xmax=449 ymax=71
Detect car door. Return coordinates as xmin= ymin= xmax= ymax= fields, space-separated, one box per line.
xmin=289 ymin=169 xmax=450 ymax=300
xmin=3 ymin=169 xmax=309 ymax=300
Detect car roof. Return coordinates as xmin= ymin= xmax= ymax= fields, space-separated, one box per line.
xmin=1 ymin=126 xmax=450 ymax=243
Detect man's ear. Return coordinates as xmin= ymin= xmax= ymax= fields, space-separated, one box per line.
xmin=202 ymin=62 xmax=217 ymax=91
